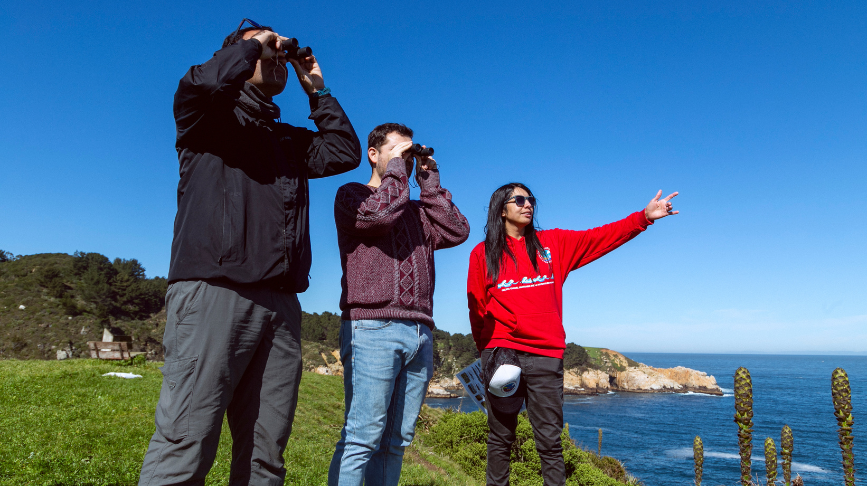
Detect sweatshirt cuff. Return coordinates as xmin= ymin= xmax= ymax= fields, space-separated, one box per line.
xmin=385 ymin=157 xmax=409 ymax=178
xmin=417 ymin=169 xmax=441 ymax=192
xmin=637 ymin=209 xmax=654 ymax=227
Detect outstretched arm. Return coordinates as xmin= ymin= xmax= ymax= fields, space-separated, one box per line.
xmin=558 ymin=190 xmax=679 ymax=273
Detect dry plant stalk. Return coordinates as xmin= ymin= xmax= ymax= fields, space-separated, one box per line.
xmin=598 ymin=428 xmax=603 ymax=456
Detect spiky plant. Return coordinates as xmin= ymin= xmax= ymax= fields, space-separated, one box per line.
xmin=598 ymin=428 xmax=603 ymax=456
xmin=734 ymin=367 xmax=754 ymax=486
xmin=832 ymin=367 xmax=855 ymax=486
xmin=693 ymin=436 xmax=704 ymax=486
xmin=781 ymin=425 xmax=793 ymax=486
xmin=765 ymin=437 xmax=778 ymax=485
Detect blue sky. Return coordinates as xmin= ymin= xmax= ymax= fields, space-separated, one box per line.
xmin=2 ymin=1 xmax=865 ymax=354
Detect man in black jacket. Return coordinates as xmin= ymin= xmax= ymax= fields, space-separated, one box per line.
xmin=138 ymin=21 xmax=361 ymax=486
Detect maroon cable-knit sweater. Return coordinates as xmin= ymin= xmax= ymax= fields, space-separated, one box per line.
xmin=334 ymin=157 xmax=470 ymax=328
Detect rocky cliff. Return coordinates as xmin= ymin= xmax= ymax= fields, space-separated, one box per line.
xmin=564 ymin=349 xmax=723 ymax=396
xmin=308 ymin=346 xmax=722 ymax=397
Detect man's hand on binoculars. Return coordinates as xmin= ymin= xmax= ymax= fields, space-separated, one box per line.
xmin=251 ymin=31 xmax=290 ymax=61
xmin=416 ymin=155 xmax=437 ymax=172
xmin=388 ymin=141 xmax=415 ymax=163
xmin=289 ymin=55 xmax=325 ymax=95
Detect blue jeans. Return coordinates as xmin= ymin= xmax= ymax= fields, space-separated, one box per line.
xmin=328 ymin=319 xmax=434 ymax=486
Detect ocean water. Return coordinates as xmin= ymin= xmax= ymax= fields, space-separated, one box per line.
xmin=426 ymin=354 xmax=866 ymax=486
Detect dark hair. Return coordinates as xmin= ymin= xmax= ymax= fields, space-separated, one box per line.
xmin=484 ymin=183 xmax=544 ymax=283
xmin=223 ymin=26 xmax=273 ymax=49
xmin=368 ymin=123 xmax=414 ymax=150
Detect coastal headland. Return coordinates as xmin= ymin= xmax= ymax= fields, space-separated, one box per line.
xmin=311 ymin=347 xmax=723 ymax=398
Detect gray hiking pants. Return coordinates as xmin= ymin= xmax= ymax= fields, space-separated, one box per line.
xmin=138 ymin=280 xmax=303 ymax=486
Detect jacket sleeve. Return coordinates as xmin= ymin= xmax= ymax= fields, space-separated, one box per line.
xmin=174 ymin=39 xmax=262 ymax=142
xmin=299 ymin=96 xmax=362 ymax=179
xmin=417 ymin=170 xmax=471 ymax=250
xmin=467 ymin=246 xmax=489 ymax=352
xmin=333 ymin=158 xmax=409 ymax=236
xmin=556 ymin=210 xmax=652 ymax=274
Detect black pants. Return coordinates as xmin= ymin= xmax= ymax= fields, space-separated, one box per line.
xmin=481 ymin=349 xmax=565 ymax=486
xmin=138 ymin=280 xmax=303 ymax=486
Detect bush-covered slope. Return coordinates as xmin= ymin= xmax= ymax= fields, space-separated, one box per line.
xmin=0 ymin=251 xmax=635 ymax=377
xmin=0 ymin=252 xmax=167 ymax=360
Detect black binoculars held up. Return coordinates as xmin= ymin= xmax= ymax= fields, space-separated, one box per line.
xmin=281 ymin=38 xmax=312 ymax=60
xmin=409 ymin=144 xmax=434 ymax=157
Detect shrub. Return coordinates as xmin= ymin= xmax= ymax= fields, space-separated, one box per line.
xmin=424 ymin=410 xmax=633 ymax=485
xmin=564 ymin=343 xmax=591 ymax=369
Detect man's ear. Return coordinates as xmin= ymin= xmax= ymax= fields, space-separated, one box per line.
xmin=367 ymin=147 xmax=378 ymax=167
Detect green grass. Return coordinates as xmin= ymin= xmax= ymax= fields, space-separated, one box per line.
xmin=0 ymin=359 xmax=479 ymax=486
xmin=583 ymin=347 xmax=603 ymax=363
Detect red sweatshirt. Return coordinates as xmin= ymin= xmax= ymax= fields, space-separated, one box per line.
xmin=466 ymin=211 xmax=652 ymax=358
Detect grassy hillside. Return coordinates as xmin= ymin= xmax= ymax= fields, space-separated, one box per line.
xmin=0 ymin=359 xmax=637 ymax=486
xmin=0 ymin=359 xmax=479 ymax=486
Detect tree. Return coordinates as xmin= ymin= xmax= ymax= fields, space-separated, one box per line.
xmin=563 ymin=343 xmax=591 ymax=369
xmin=111 ymin=258 xmax=161 ymax=319
xmin=36 ymin=266 xmax=68 ymax=299
xmin=73 ymin=252 xmax=118 ymax=321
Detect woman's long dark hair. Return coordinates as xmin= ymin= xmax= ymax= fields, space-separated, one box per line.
xmin=484 ymin=183 xmax=544 ymax=283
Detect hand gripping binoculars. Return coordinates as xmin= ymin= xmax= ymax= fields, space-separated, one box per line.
xmin=408 ymin=144 xmax=434 ymax=157
xmin=281 ymin=38 xmax=312 ymax=60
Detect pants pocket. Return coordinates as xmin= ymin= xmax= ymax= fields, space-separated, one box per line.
xmin=155 ymin=356 xmax=198 ymax=441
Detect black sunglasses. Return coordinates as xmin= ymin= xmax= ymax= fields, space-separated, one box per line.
xmin=504 ymin=195 xmax=536 ymax=207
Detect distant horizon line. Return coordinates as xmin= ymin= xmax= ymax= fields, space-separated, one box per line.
xmin=613 ymin=350 xmax=867 ymax=357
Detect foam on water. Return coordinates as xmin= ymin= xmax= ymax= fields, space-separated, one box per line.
xmin=679 ymin=391 xmax=723 ymax=397
xmin=665 ymin=448 xmax=828 ymax=473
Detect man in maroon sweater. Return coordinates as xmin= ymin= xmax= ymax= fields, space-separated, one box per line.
xmin=328 ymin=123 xmax=470 ymax=485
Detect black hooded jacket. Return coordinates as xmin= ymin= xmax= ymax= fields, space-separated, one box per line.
xmin=167 ymin=39 xmax=361 ymax=291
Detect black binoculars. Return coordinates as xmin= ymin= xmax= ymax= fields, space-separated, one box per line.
xmin=409 ymin=144 xmax=434 ymax=157
xmin=281 ymin=38 xmax=312 ymax=60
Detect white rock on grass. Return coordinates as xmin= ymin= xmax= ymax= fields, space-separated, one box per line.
xmin=18 ymin=305 xmax=25 ymax=310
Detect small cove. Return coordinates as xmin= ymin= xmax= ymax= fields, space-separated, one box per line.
xmin=426 ymin=353 xmax=866 ymax=485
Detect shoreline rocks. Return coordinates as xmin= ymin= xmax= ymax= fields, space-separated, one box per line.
xmin=613 ymin=365 xmax=723 ymax=395
xmin=308 ymin=347 xmax=723 ymax=398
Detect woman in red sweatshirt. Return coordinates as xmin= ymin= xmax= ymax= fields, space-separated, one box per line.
xmin=467 ymin=182 xmax=678 ymax=486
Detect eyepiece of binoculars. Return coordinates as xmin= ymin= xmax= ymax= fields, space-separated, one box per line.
xmin=409 ymin=144 xmax=434 ymax=157
xmin=282 ymin=38 xmax=313 ymax=59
